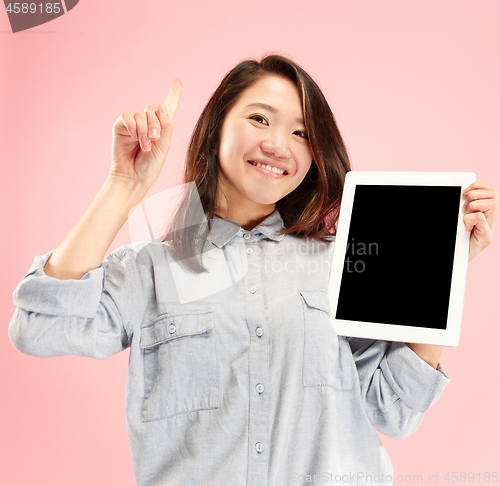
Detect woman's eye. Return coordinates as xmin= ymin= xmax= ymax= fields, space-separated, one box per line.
xmin=250 ymin=115 xmax=269 ymax=125
xmin=294 ymin=130 xmax=308 ymax=139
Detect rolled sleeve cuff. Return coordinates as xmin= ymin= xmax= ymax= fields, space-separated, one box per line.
xmin=380 ymin=342 xmax=451 ymax=413
xmin=13 ymin=250 xmax=105 ymax=319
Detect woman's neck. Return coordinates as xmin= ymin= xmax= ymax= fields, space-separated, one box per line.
xmin=215 ymin=199 xmax=276 ymax=230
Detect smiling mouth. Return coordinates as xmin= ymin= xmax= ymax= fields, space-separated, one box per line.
xmin=248 ymin=160 xmax=288 ymax=175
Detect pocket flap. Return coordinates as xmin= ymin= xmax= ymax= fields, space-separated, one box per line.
xmin=140 ymin=311 xmax=213 ymax=349
xmin=299 ymin=290 xmax=331 ymax=315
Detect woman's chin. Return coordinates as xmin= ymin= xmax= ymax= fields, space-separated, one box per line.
xmin=249 ymin=194 xmax=282 ymax=207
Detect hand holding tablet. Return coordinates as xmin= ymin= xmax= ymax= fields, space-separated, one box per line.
xmin=328 ymin=172 xmax=496 ymax=347
xmin=462 ymin=181 xmax=498 ymax=262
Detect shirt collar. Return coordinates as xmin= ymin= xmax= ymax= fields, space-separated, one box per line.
xmin=207 ymin=209 xmax=285 ymax=248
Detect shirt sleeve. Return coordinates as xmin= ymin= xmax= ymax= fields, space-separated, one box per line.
xmin=347 ymin=337 xmax=451 ymax=440
xmin=8 ymin=246 xmax=140 ymax=359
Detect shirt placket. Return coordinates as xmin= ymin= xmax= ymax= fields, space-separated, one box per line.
xmin=241 ymin=229 xmax=269 ymax=486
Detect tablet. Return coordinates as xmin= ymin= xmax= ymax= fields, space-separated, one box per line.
xmin=328 ymin=171 xmax=476 ymax=347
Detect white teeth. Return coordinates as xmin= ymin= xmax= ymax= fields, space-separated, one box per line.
xmin=252 ymin=161 xmax=284 ymax=175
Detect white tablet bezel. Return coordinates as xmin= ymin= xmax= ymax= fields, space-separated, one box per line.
xmin=329 ymin=171 xmax=476 ymax=347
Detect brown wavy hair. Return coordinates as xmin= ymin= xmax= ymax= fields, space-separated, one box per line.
xmin=164 ymin=54 xmax=351 ymax=272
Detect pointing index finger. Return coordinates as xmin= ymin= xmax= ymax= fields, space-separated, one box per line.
xmin=164 ymin=78 xmax=182 ymax=119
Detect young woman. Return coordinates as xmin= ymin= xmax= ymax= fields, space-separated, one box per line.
xmin=9 ymin=55 xmax=497 ymax=486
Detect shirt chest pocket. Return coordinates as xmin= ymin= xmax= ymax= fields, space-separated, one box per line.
xmin=140 ymin=310 xmax=219 ymax=422
xmin=300 ymin=290 xmax=355 ymax=391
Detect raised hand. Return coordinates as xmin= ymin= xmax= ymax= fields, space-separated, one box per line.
xmin=462 ymin=182 xmax=498 ymax=261
xmin=110 ymin=78 xmax=182 ymax=189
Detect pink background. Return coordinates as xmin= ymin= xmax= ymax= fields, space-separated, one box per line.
xmin=1 ymin=1 xmax=499 ymax=485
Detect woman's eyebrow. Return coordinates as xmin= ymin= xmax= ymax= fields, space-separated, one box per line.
xmin=244 ymin=102 xmax=304 ymax=124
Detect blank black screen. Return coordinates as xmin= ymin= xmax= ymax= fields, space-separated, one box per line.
xmin=335 ymin=185 xmax=461 ymax=330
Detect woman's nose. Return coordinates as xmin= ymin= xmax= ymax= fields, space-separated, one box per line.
xmin=260 ymin=132 xmax=291 ymax=159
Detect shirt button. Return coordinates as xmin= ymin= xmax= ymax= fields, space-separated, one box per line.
xmin=168 ymin=324 xmax=176 ymax=334
xmin=246 ymin=248 xmax=253 ymax=255
xmin=255 ymin=442 xmax=264 ymax=453
xmin=250 ymin=285 xmax=257 ymax=294
xmin=255 ymin=383 xmax=265 ymax=394
xmin=243 ymin=231 xmax=251 ymax=240
xmin=255 ymin=327 xmax=263 ymax=337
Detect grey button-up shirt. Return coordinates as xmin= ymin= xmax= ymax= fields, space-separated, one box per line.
xmin=9 ymin=210 xmax=450 ymax=486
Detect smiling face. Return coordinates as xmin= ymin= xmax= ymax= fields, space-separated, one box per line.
xmin=215 ymin=75 xmax=313 ymax=228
